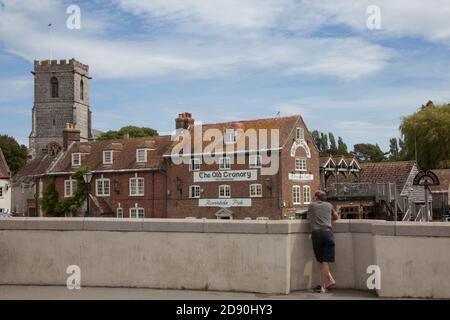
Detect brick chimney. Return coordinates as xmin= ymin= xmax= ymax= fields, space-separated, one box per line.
xmin=175 ymin=112 xmax=195 ymax=130
xmin=63 ymin=123 xmax=81 ymax=150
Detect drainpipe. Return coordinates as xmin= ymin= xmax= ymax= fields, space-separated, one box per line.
xmin=158 ymin=166 xmax=168 ymax=218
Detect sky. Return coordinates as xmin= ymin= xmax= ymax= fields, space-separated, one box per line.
xmin=0 ymin=0 xmax=450 ymax=151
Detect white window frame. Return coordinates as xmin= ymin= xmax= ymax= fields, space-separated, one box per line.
xmin=64 ymin=179 xmax=77 ymax=198
xmin=136 ymin=148 xmax=147 ymax=163
xmin=189 ymin=158 xmax=201 ymax=171
xmin=71 ymin=153 xmax=81 ymax=167
xmin=129 ymin=176 xmax=145 ymax=196
xmin=296 ymin=127 xmax=304 ymax=140
xmin=219 ymin=157 xmax=231 ymax=170
xmin=249 ymin=155 xmax=262 ymax=168
xmin=189 ymin=185 xmax=201 ymax=198
xmin=250 ymin=184 xmax=262 ymax=197
xmin=103 ymin=150 xmax=113 ymax=165
xmin=116 ymin=207 xmax=123 ymax=218
xmin=293 ymin=185 xmax=301 ymax=205
xmin=96 ymin=177 xmax=110 ymax=197
xmin=129 ymin=207 xmax=145 ymax=219
xmin=295 ymin=157 xmax=307 ymax=171
xmin=224 ymin=130 xmax=236 ymax=144
xmin=219 ymin=185 xmax=231 ymax=198
xmin=303 ymin=185 xmax=311 ymax=204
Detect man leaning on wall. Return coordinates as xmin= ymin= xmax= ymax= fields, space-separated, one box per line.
xmin=307 ymin=190 xmax=339 ymax=293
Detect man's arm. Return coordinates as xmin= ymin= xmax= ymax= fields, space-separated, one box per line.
xmin=332 ymin=207 xmax=339 ymax=221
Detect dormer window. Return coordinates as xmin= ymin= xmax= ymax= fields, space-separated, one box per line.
xmin=296 ymin=127 xmax=304 ymax=140
xmin=103 ymin=150 xmax=113 ymax=165
xmin=224 ymin=130 xmax=236 ymax=144
xmin=71 ymin=153 xmax=81 ymax=167
xmin=136 ymin=148 xmax=147 ymax=163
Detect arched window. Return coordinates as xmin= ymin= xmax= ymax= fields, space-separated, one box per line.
xmin=80 ymin=79 xmax=84 ymax=100
xmin=50 ymin=77 xmax=59 ymax=98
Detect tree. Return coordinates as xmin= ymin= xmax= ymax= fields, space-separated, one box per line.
xmin=388 ymin=138 xmax=401 ymax=161
xmin=311 ymin=130 xmax=321 ymax=152
xmin=352 ymin=143 xmax=386 ymax=163
xmin=0 ymin=134 xmax=28 ymax=175
xmin=337 ymin=137 xmax=349 ymax=155
xmin=399 ymin=101 xmax=450 ymax=169
xmin=320 ymin=133 xmax=329 ymax=154
xmin=97 ymin=126 xmax=158 ymax=141
xmin=328 ymin=133 xmax=337 ymax=154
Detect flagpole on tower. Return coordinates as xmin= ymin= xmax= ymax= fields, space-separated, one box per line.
xmin=48 ymin=23 xmax=53 ymax=60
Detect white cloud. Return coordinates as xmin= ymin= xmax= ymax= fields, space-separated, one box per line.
xmin=0 ymin=77 xmax=32 ymax=102
xmin=0 ymin=0 xmax=392 ymax=81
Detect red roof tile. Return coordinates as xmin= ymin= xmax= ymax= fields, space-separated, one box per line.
xmin=430 ymin=169 xmax=450 ymax=192
xmin=360 ymin=161 xmax=417 ymax=193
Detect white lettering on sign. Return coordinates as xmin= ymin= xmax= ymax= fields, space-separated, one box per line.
xmin=199 ymin=198 xmax=252 ymax=207
xmin=194 ymin=170 xmax=257 ymax=182
xmin=288 ymin=173 xmax=314 ymax=181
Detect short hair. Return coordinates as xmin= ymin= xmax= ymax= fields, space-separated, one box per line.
xmin=315 ymin=190 xmax=327 ymax=201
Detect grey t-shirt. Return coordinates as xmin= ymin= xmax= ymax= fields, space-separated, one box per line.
xmin=307 ymin=201 xmax=334 ymax=231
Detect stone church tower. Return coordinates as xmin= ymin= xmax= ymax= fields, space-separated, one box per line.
xmin=29 ymin=59 xmax=92 ymax=159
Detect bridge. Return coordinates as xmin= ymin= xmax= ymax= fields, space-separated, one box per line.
xmin=0 ymin=218 xmax=449 ymax=298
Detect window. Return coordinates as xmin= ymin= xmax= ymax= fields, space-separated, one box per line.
xmin=0 ymin=187 xmax=3 ymax=198
xmin=64 ymin=179 xmax=77 ymax=197
xmin=130 ymin=207 xmax=145 ymax=219
xmin=224 ymin=130 xmax=236 ymax=144
xmin=250 ymin=184 xmax=262 ymax=197
xmin=219 ymin=185 xmax=231 ymax=198
xmin=51 ymin=77 xmax=59 ymax=98
xmin=96 ymin=177 xmax=110 ymax=197
xmin=292 ymin=186 xmax=301 ymax=205
xmin=295 ymin=158 xmax=307 ymax=171
xmin=129 ymin=177 xmax=144 ymax=196
xmin=116 ymin=207 xmax=123 ymax=219
xmin=189 ymin=185 xmax=201 ymax=198
xmin=303 ymin=186 xmax=311 ymax=204
xmin=219 ymin=157 xmax=231 ymax=170
xmin=136 ymin=148 xmax=147 ymax=163
xmin=80 ymin=80 xmax=84 ymax=100
xmin=190 ymin=158 xmax=200 ymax=171
xmin=249 ymin=155 xmax=262 ymax=168
xmin=71 ymin=153 xmax=81 ymax=166
xmin=103 ymin=150 xmax=113 ymax=165
xmin=296 ymin=127 xmax=304 ymax=140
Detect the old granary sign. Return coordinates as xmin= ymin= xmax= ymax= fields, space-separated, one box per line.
xmin=193 ymin=170 xmax=257 ymax=182
xmin=199 ymin=198 xmax=252 ymax=207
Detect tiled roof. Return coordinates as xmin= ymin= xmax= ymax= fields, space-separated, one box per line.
xmin=49 ymin=136 xmax=173 ymax=173
xmin=430 ymin=169 xmax=450 ymax=192
xmin=13 ymin=154 xmax=57 ymax=184
xmin=319 ymin=155 xmax=359 ymax=169
xmin=360 ymin=161 xmax=417 ymax=193
xmin=0 ymin=148 xmax=10 ymax=179
xmin=165 ymin=115 xmax=314 ymax=155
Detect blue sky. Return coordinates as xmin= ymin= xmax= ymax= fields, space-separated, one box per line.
xmin=1 ymin=0 xmax=450 ymax=151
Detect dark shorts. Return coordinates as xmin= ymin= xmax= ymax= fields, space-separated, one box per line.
xmin=311 ymin=229 xmax=335 ymax=263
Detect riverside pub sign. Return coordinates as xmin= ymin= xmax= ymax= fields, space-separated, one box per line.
xmin=194 ymin=170 xmax=256 ymax=207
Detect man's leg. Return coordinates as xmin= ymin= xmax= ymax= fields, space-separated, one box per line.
xmin=320 ymin=262 xmax=330 ymax=291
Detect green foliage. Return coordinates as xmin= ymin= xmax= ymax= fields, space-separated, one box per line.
xmin=0 ymin=134 xmax=28 ymax=175
xmin=388 ymin=138 xmax=401 ymax=161
xmin=352 ymin=143 xmax=386 ymax=163
xmin=399 ymin=101 xmax=450 ymax=169
xmin=97 ymin=125 xmax=158 ymax=141
xmin=39 ymin=167 xmax=88 ymax=216
xmin=311 ymin=130 xmax=350 ymax=156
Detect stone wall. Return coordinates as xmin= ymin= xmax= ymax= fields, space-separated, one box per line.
xmin=0 ymin=218 xmax=449 ymax=298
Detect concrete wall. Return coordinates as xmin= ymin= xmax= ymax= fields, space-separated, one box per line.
xmin=0 ymin=218 xmax=449 ymax=298
xmin=0 ymin=179 xmax=11 ymax=213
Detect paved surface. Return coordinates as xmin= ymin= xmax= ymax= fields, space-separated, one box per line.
xmin=0 ymin=285 xmax=380 ymax=300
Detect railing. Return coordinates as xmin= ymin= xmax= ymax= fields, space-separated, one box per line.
xmin=402 ymin=208 xmax=412 ymax=221
xmin=326 ymin=183 xmax=376 ymax=200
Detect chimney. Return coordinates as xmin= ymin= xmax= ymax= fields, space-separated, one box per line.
xmin=63 ymin=123 xmax=81 ymax=150
xmin=175 ymin=112 xmax=195 ymax=130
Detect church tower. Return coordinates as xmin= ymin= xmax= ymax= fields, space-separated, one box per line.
xmin=29 ymin=59 xmax=92 ymax=159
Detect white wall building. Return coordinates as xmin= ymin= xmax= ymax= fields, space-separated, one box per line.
xmin=0 ymin=148 xmax=11 ymax=214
